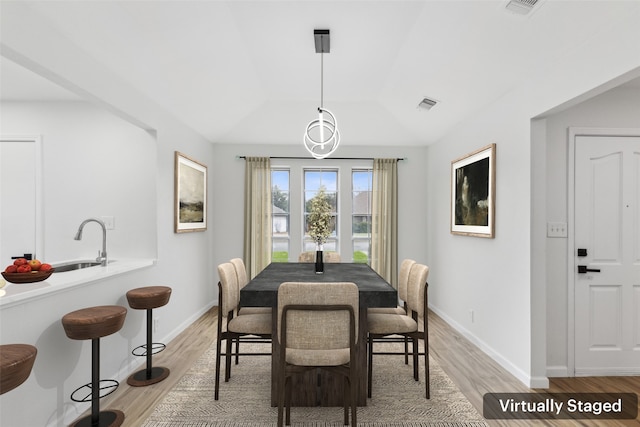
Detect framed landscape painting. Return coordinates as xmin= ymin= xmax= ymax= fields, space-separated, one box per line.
xmin=451 ymin=143 xmax=496 ymax=238
xmin=175 ymin=151 xmax=207 ymax=233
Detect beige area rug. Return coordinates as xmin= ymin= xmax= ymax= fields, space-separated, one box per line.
xmin=143 ymin=340 xmax=488 ymax=427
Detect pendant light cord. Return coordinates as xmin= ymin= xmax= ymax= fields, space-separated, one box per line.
xmin=319 ymin=35 xmax=324 ymax=111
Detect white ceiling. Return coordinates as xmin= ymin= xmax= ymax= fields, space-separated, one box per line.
xmin=2 ymin=0 xmax=639 ymax=146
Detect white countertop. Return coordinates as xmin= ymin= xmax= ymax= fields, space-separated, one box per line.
xmin=0 ymin=258 xmax=156 ymax=308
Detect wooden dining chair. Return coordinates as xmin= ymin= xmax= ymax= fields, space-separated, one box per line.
xmin=229 ymin=258 xmax=272 ymax=365
xmin=215 ymin=262 xmax=272 ymax=400
xmin=277 ymin=282 xmax=358 ymax=426
xmin=368 ymin=258 xmax=415 ymax=363
xmin=367 ymin=263 xmax=430 ymax=399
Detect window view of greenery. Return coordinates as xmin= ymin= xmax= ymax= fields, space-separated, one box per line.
xmin=304 ymin=169 xmax=338 ymax=253
xmin=353 ymin=170 xmax=372 ymax=263
xmin=272 ymin=169 xmax=289 ymax=262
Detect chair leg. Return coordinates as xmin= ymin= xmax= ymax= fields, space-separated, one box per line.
xmin=424 ymin=338 xmax=430 ymax=399
xmin=404 ymin=336 xmax=409 ymax=364
xmin=285 ymin=375 xmax=292 ymax=426
xmin=351 ymin=370 xmax=357 ymax=426
xmin=367 ymin=334 xmax=373 ymax=398
xmin=224 ymin=335 xmax=233 ymax=382
xmin=343 ymin=376 xmax=349 ymax=425
xmin=234 ymin=338 xmax=240 ymax=365
xmin=277 ymin=373 xmax=285 ymax=426
xmin=214 ymin=331 xmax=222 ymax=400
xmin=412 ymin=337 xmax=419 ymax=381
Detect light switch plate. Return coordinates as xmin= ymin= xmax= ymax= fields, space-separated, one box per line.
xmin=547 ymin=222 xmax=567 ymax=238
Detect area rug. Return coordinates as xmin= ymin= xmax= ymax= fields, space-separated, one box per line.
xmin=143 ymin=340 xmax=488 ymax=427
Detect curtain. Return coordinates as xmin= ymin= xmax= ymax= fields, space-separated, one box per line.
xmin=371 ymin=158 xmax=398 ymax=287
xmin=243 ymin=157 xmax=272 ymax=279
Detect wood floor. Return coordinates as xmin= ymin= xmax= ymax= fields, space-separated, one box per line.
xmin=86 ymin=307 xmax=639 ymax=427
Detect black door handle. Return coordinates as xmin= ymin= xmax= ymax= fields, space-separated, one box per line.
xmin=578 ymin=265 xmax=601 ymax=274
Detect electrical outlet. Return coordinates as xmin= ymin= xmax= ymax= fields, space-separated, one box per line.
xmin=153 ymin=316 xmax=159 ymax=333
xmin=470 ymin=309 xmax=475 ymax=323
xmin=547 ymin=222 xmax=567 ymax=238
xmin=101 ymin=216 xmax=115 ymax=230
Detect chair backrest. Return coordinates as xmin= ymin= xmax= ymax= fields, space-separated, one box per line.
xmin=217 ymin=262 xmax=239 ymax=318
xmin=277 ymin=282 xmax=358 ymax=349
xmin=406 ymin=263 xmax=429 ymax=318
xmin=398 ymin=259 xmax=416 ymax=300
xmin=230 ymin=258 xmax=248 ymax=289
xmin=298 ymin=251 xmax=341 ymax=263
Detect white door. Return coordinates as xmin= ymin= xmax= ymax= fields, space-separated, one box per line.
xmin=574 ymin=134 xmax=640 ymax=375
xmin=0 ymin=137 xmax=41 ymax=265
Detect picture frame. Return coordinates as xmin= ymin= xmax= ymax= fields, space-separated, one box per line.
xmin=175 ymin=151 xmax=207 ymax=233
xmin=451 ymin=143 xmax=496 ymax=238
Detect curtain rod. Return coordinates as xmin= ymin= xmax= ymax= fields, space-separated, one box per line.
xmin=236 ymin=156 xmax=406 ymax=161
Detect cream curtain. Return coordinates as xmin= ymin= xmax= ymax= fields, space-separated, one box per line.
xmin=371 ymin=158 xmax=398 ymax=287
xmin=243 ymin=157 xmax=272 ymax=279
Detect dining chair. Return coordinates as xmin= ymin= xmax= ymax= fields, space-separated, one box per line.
xmin=229 ymin=258 xmax=272 ymax=365
xmin=367 ymin=263 xmax=430 ymax=399
xmin=297 ymin=251 xmax=341 ymax=263
xmin=367 ymin=258 xmax=415 ymax=364
xmin=215 ymin=262 xmax=272 ymax=400
xmin=277 ymin=282 xmax=358 ymax=426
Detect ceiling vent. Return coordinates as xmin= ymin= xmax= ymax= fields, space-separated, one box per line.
xmin=417 ymin=97 xmax=438 ymax=111
xmin=505 ymin=0 xmax=539 ymax=15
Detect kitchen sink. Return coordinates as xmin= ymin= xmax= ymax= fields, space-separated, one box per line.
xmin=53 ymin=261 xmax=103 ymax=272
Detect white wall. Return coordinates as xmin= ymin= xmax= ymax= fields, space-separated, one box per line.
xmin=542 ymin=86 xmax=640 ymax=376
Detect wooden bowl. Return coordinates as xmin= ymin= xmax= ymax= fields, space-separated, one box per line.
xmin=1 ymin=270 xmax=54 ymax=284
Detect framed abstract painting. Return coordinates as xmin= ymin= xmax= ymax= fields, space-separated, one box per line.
xmin=175 ymin=151 xmax=207 ymax=233
xmin=451 ymin=143 xmax=496 ymax=238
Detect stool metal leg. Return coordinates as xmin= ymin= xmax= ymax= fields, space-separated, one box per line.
xmin=127 ymin=308 xmax=170 ymax=387
xmin=71 ymin=338 xmax=124 ymax=427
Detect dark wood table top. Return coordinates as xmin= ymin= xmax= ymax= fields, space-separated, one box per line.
xmin=240 ymin=262 xmax=397 ymax=309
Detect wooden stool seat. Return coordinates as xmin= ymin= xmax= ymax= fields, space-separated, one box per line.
xmin=126 ymin=286 xmax=172 ymax=310
xmin=0 ymin=344 xmax=37 ymax=395
xmin=62 ymin=305 xmax=127 ymax=341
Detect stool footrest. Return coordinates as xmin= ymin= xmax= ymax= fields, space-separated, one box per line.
xmin=132 ymin=342 xmax=166 ymax=357
xmin=70 ymin=379 xmax=119 ymax=402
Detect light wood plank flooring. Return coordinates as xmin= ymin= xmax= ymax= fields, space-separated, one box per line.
xmin=84 ymin=308 xmax=638 ymax=427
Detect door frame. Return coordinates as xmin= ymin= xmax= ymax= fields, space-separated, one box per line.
xmin=0 ymin=135 xmax=44 ymax=262
xmin=566 ymin=127 xmax=640 ymax=376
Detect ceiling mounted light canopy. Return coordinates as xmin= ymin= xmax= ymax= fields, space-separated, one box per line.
xmin=304 ymin=29 xmax=340 ymax=159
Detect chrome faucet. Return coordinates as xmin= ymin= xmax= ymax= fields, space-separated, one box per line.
xmin=74 ymin=218 xmax=108 ymax=266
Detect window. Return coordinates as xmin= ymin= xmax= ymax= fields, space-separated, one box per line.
xmin=352 ymin=170 xmax=372 ymax=263
xmin=271 ymin=169 xmax=290 ymax=262
xmin=303 ymin=169 xmax=338 ymax=252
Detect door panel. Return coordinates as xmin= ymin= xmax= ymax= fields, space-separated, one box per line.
xmin=574 ymin=134 xmax=640 ymax=375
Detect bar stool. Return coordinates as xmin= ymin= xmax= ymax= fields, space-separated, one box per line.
xmin=125 ymin=286 xmax=172 ymax=386
xmin=62 ymin=305 xmax=127 ymax=427
xmin=0 ymin=344 xmax=37 ymax=395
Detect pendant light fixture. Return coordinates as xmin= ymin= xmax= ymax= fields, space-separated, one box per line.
xmin=304 ymin=29 xmax=340 ymax=159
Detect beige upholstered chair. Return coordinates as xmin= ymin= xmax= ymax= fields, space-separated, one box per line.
xmin=231 ymin=258 xmax=271 ymax=315
xmin=298 ymin=251 xmax=341 ymax=263
xmin=277 ymin=282 xmax=358 ymax=426
xmin=368 ymin=258 xmax=415 ymax=363
xmin=229 ymin=258 xmax=272 ymax=366
xmin=215 ymin=262 xmax=271 ymax=400
xmin=367 ymin=263 xmax=430 ymax=399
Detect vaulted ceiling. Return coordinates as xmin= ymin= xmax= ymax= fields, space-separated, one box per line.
xmin=2 ymin=1 xmax=639 ymax=146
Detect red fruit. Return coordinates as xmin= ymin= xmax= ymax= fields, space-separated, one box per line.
xmin=4 ymin=265 xmax=18 ymax=273
xmin=28 ymin=259 xmax=42 ymax=271
xmin=39 ymin=263 xmax=53 ymax=272
xmin=16 ymin=264 xmax=32 ymax=273
xmin=13 ymin=258 xmax=28 ymax=266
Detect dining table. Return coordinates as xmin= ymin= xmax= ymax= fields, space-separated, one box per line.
xmin=239 ymin=262 xmax=398 ymax=407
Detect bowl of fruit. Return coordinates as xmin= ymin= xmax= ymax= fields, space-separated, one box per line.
xmin=2 ymin=258 xmax=54 ymax=284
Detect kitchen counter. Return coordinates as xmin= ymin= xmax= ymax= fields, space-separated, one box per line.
xmin=0 ymin=259 xmax=156 ymax=308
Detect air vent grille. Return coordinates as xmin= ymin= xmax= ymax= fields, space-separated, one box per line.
xmin=417 ymin=97 xmax=438 ymax=111
xmin=505 ymin=0 xmax=539 ymax=15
